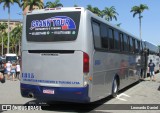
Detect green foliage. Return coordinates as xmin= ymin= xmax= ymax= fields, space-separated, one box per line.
xmin=21 ymin=0 xmax=44 ymax=11
xmin=10 ymin=24 xmax=22 ymax=54
xmin=45 ymin=0 xmax=63 ymax=8
xmin=102 ymin=6 xmax=119 ymax=21
xmin=130 ymin=4 xmax=149 ymax=18
xmin=87 ymin=5 xmax=119 ymax=21
xmin=0 ymin=0 xmax=21 ymax=10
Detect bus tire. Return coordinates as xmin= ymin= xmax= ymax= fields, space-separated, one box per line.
xmin=112 ymin=78 xmax=118 ymax=98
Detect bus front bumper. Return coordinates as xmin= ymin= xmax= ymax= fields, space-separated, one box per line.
xmin=20 ymin=83 xmax=90 ymax=103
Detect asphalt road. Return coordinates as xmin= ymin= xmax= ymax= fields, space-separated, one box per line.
xmin=0 ymin=73 xmax=160 ymax=113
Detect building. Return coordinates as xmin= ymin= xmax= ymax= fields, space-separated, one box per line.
xmin=0 ymin=19 xmax=22 ymax=32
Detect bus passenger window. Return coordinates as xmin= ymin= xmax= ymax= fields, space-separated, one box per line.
xmin=92 ymin=22 xmax=102 ymax=49
xmin=132 ymin=39 xmax=135 ymax=53
xmin=108 ymin=28 xmax=114 ymax=50
xmin=120 ymin=33 xmax=124 ymax=51
xmin=123 ymin=35 xmax=128 ymax=51
xmin=101 ymin=24 xmax=108 ymax=49
xmin=114 ymin=30 xmax=120 ymax=50
xmin=129 ymin=37 xmax=134 ymax=52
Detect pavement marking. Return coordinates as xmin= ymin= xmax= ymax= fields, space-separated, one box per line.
xmin=116 ymin=93 xmax=130 ymax=101
xmin=118 ymin=93 xmax=131 ymax=97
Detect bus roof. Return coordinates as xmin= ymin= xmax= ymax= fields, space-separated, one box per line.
xmin=5 ymin=53 xmax=17 ymax=56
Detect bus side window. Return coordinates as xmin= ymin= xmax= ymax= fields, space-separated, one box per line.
xmin=108 ymin=28 xmax=114 ymax=50
xmin=137 ymin=40 xmax=140 ymax=53
xmin=123 ymin=34 xmax=128 ymax=52
xmin=132 ymin=39 xmax=135 ymax=53
xmin=101 ymin=24 xmax=108 ymax=49
xmin=120 ymin=33 xmax=124 ymax=51
xmin=114 ymin=30 xmax=120 ymax=50
xmin=135 ymin=40 xmax=139 ymax=53
xmin=92 ymin=22 xmax=102 ymax=49
xmin=129 ymin=37 xmax=134 ymax=53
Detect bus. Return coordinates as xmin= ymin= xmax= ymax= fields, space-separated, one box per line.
xmin=21 ymin=7 xmax=145 ymax=103
xmin=5 ymin=53 xmax=18 ymax=63
xmin=144 ymin=41 xmax=160 ymax=75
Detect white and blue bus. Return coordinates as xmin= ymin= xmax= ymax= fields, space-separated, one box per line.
xmin=21 ymin=7 xmax=145 ymax=103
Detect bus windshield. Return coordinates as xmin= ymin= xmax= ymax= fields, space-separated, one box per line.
xmin=6 ymin=56 xmax=17 ymax=63
xmin=26 ymin=11 xmax=81 ymax=42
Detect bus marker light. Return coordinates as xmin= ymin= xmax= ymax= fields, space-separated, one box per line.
xmin=89 ymin=76 xmax=92 ymax=81
xmin=83 ymin=52 xmax=89 ymax=73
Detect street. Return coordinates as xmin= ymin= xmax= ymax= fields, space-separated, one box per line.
xmin=0 ymin=73 xmax=160 ymax=113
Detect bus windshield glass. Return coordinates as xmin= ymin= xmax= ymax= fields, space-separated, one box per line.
xmin=6 ymin=56 xmax=17 ymax=63
xmin=26 ymin=11 xmax=81 ymax=42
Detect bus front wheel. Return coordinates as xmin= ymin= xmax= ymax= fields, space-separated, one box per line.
xmin=112 ymin=78 xmax=118 ymax=98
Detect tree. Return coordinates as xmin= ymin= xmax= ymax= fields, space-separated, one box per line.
xmin=116 ymin=23 xmax=122 ymax=27
xmin=102 ymin=6 xmax=119 ymax=21
xmin=87 ymin=5 xmax=102 ymax=17
xmin=45 ymin=0 xmax=63 ymax=8
xmin=21 ymin=0 xmax=44 ymax=11
xmin=0 ymin=0 xmax=21 ymax=53
xmin=74 ymin=4 xmax=78 ymax=7
xmin=130 ymin=4 xmax=149 ymax=41
xmin=10 ymin=24 xmax=22 ymax=55
xmin=0 ymin=23 xmax=7 ymax=55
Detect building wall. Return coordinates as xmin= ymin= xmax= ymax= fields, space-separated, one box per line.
xmin=0 ymin=20 xmax=22 ymax=32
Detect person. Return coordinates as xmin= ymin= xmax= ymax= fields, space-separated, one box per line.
xmin=16 ymin=62 xmax=21 ymax=79
xmin=6 ymin=61 xmax=12 ymax=80
xmin=148 ymin=59 xmax=155 ymax=81
xmin=0 ymin=72 xmax=5 ymax=83
xmin=11 ymin=63 xmax=16 ymax=81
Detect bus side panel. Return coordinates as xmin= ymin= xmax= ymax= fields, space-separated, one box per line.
xmin=92 ymin=52 xmax=139 ymax=101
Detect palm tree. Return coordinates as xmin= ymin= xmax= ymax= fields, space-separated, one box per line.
xmin=130 ymin=4 xmax=149 ymax=41
xmin=93 ymin=7 xmax=102 ymax=17
xmin=87 ymin=5 xmax=102 ymax=17
xmin=0 ymin=23 xmax=8 ymax=55
xmin=116 ymin=23 xmax=122 ymax=27
xmin=11 ymin=24 xmax=22 ymax=55
xmin=0 ymin=0 xmax=21 ymax=54
xmin=87 ymin=5 xmax=94 ymax=13
xmin=74 ymin=4 xmax=78 ymax=7
xmin=102 ymin=6 xmax=119 ymax=21
xmin=21 ymin=0 xmax=44 ymax=11
xmin=45 ymin=0 xmax=63 ymax=8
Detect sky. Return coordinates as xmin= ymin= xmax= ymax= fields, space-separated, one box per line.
xmin=0 ymin=0 xmax=159 ymax=46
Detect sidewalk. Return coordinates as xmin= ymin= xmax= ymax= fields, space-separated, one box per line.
xmin=95 ymin=73 xmax=160 ymax=113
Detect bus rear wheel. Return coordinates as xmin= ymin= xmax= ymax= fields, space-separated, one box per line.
xmin=112 ymin=78 xmax=118 ymax=98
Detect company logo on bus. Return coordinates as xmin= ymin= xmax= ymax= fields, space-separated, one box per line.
xmin=30 ymin=16 xmax=76 ymax=30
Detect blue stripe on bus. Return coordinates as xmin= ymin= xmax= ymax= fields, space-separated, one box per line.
xmin=20 ymin=83 xmax=90 ymax=103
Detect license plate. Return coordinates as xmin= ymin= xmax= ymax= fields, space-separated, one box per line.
xmin=43 ymin=89 xmax=54 ymax=94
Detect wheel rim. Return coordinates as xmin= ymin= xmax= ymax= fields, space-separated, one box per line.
xmin=114 ymin=80 xmax=117 ymax=93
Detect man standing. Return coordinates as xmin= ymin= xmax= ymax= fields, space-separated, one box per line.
xmin=148 ymin=59 xmax=155 ymax=81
